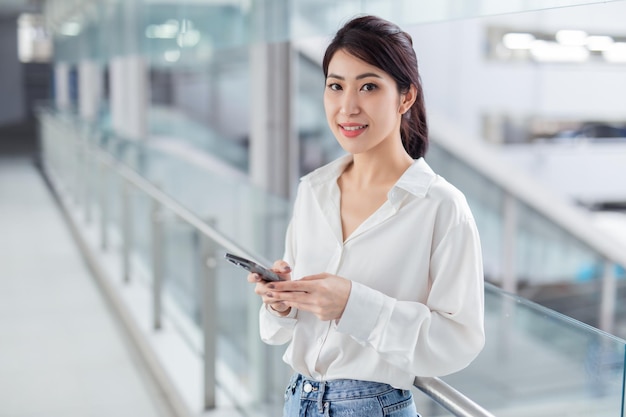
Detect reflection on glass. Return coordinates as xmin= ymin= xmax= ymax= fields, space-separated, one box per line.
xmin=41 ymin=0 xmax=626 ymax=414
xmin=40 ymin=81 xmax=626 ymax=417
xmin=439 ymin=285 xmax=626 ymax=417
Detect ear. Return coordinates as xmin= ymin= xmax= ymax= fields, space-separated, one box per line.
xmin=399 ymin=84 xmax=417 ymax=115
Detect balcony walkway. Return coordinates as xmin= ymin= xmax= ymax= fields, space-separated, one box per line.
xmin=0 ymin=156 xmax=175 ymax=417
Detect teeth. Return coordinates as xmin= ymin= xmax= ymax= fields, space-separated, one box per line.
xmin=343 ymin=125 xmax=367 ymax=131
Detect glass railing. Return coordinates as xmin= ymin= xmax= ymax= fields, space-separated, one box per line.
xmin=436 ymin=284 xmax=626 ymax=416
xmin=38 ymin=0 xmax=626 ymax=415
xmin=47 ymin=0 xmax=622 ymax=62
xmin=421 ymin=119 xmax=626 ymax=341
xmin=38 ymin=106 xmax=626 ymax=416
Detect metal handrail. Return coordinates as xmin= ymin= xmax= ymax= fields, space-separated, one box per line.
xmin=96 ymin=145 xmax=497 ymax=416
xmin=96 ymin=145 xmax=496 ymax=416
xmin=99 ymin=149 xmax=493 ymax=414
xmin=414 ymin=377 xmax=496 ymax=417
xmin=41 ymin=109 xmax=495 ymax=416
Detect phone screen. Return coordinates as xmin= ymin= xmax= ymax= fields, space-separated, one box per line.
xmin=224 ymin=253 xmax=283 ymax=282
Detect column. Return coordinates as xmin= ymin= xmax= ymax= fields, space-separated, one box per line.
xmin=249 ymin=0 xmax=298 ymax=199
xmin=109 ymin=56 xmax=126 ymax=135
xmin=54 ymin=61 xmax=70 ymax=111
xmin=108 ymin=0 xmax=147 ymax=141
xmin=78 ymin=60 xmax=102 ymax=121
xmin=109 ymin=55 xmax=147 ymax=140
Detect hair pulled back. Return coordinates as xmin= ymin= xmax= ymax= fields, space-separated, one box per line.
xmin=322 ymin=15 xmax=428 ymax=158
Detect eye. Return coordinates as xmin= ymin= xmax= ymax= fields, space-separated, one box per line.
xmin=361 ymin=83 xmax=377 ymax=92
xmin=326 ymin=83 xmax=342 ymax=91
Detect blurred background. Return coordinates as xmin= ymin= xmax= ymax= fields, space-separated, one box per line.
xmin=1 ymin=1 xmax=625 ymax=417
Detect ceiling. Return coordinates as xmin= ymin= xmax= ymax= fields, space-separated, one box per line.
xmin=0 ymin=0 xmax=42 ymax=17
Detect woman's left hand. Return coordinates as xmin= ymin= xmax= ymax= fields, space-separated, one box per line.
xmin=266 ymin=274 xmax=352 ymax=321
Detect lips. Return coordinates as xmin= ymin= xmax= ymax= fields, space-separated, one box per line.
xmin=339 ymin=123 xmax=368 ymax=138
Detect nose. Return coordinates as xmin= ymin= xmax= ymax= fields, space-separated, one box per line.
xmin=340 ymin=91 xmax=360 ymax=116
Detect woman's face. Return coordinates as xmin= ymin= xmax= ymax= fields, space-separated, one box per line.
xmin=324 ymin=49 xmax=411 ymax=156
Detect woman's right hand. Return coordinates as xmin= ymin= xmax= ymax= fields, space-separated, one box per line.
xmin=247 ymin=260 xmax=292 ymax=316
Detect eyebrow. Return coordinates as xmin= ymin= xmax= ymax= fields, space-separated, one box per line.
xmin=327 ymin=72 xmax=383 ymax=81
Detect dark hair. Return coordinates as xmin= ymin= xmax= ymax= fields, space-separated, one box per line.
xmin=322 ymin=15 xmax=428 ymax=158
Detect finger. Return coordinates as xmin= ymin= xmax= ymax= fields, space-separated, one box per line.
xmin=267 ymin=280 xmax=311 ymax=293
xmin=267 ymin=289 xmax=314 ymax=306
xmin=254 ymin=280 xmax=274 ymax=296
xmin=247 ymin=273 xmax=262 ymax=283
xmin=272 ymin=260 xmax=292 ymax=274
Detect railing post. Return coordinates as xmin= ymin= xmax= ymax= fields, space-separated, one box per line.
xmin=83 ymin=132 xmax=93 ymax=224
xmin=599 ymin=259 xmax=616 ymax=334
xmin=151 ymin=198 xmax=164 ymax=330
xmin=502 ymin=193 xmax=518 ymax=294
xmin=74 ymin=125 xmax=82 ymax=207
xmin=122 ymin=180 xmax=133 ymax=283
xmin=199 ymin=229 xmax=218 ymax=410
xmin=99 ymin=159 xmax=109 ymax=251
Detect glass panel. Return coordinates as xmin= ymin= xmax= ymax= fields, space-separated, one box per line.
xmin=298 ymin=0 xmax=626 ymax=38
xmin=40 ymin=0 xmax=626 ymax=414
xmin=39 ymin=100 xmax=626 ymax=417
xmin=48 ymin=0 xmax=622 ymax=58
xmin=425 ymin=141 xmax=626 ymax=337
xmin=440 ymin=284 xmax=626 ymax=417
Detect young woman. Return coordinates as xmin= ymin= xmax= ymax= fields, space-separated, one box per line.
xmin=248 ymin=15 xmax=485 ymax=417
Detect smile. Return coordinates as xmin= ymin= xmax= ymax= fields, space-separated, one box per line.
xmin=342 ymin=125 xmax=367 ymax=131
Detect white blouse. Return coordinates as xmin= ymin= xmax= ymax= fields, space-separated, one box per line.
xmin=259 ymin=155 xmax=485 ymax=390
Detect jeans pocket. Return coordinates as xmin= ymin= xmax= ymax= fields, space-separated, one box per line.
xmin=382 ymin=390 xmax=417 ymax=416
xmin=383 ymin=397 xmax=414 ymax=415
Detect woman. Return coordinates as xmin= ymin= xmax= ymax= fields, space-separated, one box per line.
xmin=248 ymin=15 xmax=485 ymax=417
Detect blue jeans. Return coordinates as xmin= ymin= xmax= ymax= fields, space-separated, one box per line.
xmin=283 ymin=374 xmax=421 ymax=417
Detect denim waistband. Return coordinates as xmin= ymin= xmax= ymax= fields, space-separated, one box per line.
xmin=292 ymin=374 xmax=400 ymax=401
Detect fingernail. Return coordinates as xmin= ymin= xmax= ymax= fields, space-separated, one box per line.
xmin=266 ymin=292 xmax=273 ymax=298
xmin=283 ymin=266 xmax=291 ymax=272
xmin=268 ymin=284 xmax=275 ymax=289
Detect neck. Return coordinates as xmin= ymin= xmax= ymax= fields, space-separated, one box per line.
xmin=346 ymin=143 xmax=414 ymax=188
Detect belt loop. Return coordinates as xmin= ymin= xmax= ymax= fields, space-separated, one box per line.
xmin=317 ymin=381 xmax=326 ymax=413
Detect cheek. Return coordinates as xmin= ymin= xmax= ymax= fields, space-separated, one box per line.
xmin=374 ymin=96 xmax=402 ymax=124
xmin=323 ymin=96 xmax=336 ymax=122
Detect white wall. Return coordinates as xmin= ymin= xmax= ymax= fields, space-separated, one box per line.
xmin=408 ymin=1 xmax=626 ymax=141
xmin=499 ymin=141 xmax=626 ymax=205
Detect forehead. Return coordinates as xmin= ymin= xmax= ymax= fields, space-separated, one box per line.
xmin=327 ymin=49 xmax=386 ymax=78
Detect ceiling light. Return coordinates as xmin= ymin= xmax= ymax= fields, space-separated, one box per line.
xmin=555 ymin=29 xmax=588 ymax=46
xmin=530 ymin=40 xmax=590 ymax=62
xmin=60 ymin=22 xmax=81 ymax=36
xmin=145 ymin=20 xmax=179 ymax=39
xmin=502 ymin=32 xmax=536 ymax=50
xmin=164 ymin=49 xmax=181 ymax=63
xmin=586 ymin=35 xmax=614 ymax=51
xmin=177 ymin=30 xmax=201 ymax=48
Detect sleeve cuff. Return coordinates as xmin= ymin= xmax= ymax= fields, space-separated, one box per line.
xmin=264 ymin=303 xmax=298 ymax=319
xmin=336 ymin=281 xmax=391 ymax=344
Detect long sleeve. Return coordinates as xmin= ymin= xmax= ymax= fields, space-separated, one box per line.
xmin=258 ymin=193 xmax=300 ymax=345
xmin=336 ymin=219 xmax=485 ymax=377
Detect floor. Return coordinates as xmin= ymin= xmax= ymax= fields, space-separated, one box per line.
xmin=0 ymin=156 xmax=174 ymax=417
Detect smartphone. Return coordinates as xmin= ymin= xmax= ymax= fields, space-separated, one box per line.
xmin=224 ymin=253 xmax=283 ymax=282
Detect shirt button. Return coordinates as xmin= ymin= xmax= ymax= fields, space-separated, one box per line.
xmin=303 ymin=382 xmax=313 ymax=393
